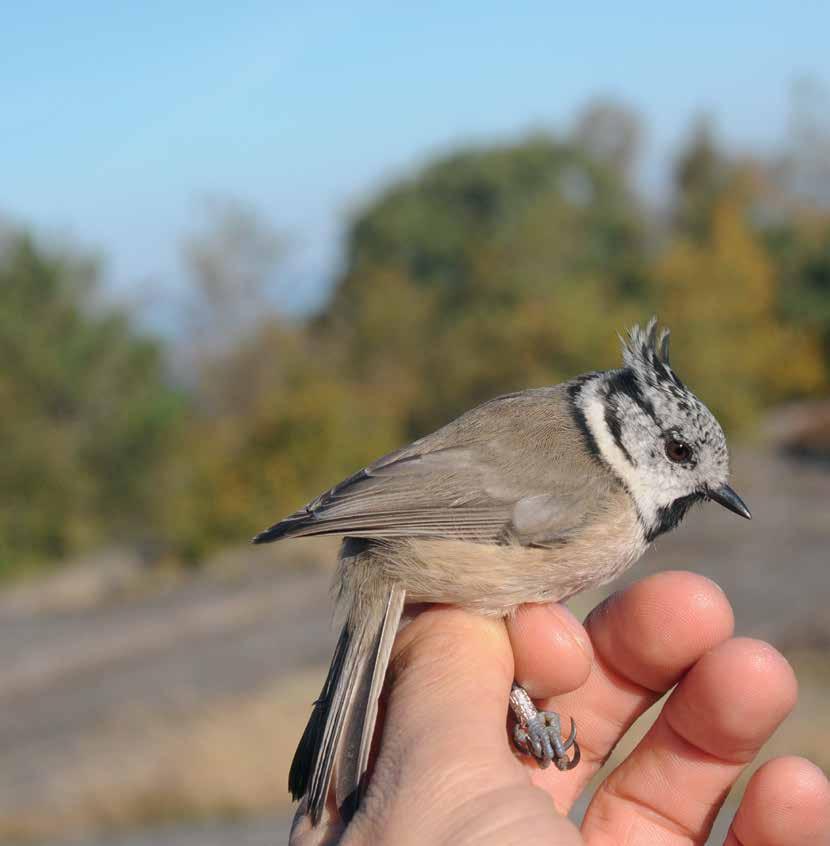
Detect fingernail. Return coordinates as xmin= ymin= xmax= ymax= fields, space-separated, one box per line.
xmin=701 ymin=574 xmax=726 ymax=594
xmin=547 ymin=602 xmax=592 ymax=659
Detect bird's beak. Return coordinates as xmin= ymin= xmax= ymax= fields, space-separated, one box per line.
xmin=706 ymin=484 xmax=752 ymax=520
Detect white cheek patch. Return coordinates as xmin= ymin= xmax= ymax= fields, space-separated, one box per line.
xmin=578 ymin=379 xmax=661 ymax=531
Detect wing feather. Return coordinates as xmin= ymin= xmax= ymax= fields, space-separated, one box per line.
xmin=253 ymin=386 xmax=617 ymax=546
xmin=253 ymin=446 xmax=514 ymax=543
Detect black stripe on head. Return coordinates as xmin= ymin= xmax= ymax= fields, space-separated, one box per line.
xmin=645 ymin=491 xmax=703 ymax=542
xmin=605 ymin=368 xmax=658 ymax=423
xmin=603 ymin=402 xmax=633 ymax=464
xmin=602 ymin=368 xmax=660 ymax=467
xmin=567 ymin=374 xmax=601 ymax=461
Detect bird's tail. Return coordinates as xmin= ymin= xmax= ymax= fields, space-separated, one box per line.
xmin=289 ymin=583 xmax=406 ymax=825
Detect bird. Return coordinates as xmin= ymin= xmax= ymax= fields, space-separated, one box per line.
xmin=252 ymin=318 xmax=751 ymax=827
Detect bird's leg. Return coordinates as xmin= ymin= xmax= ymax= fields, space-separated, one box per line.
xmin=509 ymin=682 xmax=580 ymax=771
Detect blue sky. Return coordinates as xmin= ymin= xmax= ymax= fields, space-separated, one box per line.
xmin=3 ymin=2 xmax=830 ymax=316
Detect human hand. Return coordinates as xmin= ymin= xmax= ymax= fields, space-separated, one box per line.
xmin=291 ymin=571 xmax=830 ymax=845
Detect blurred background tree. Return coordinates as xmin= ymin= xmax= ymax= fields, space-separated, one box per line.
xmin=766 ymin=79 xmax=830 ymax=369
xmin=0 ymin=230 xmax=182 ymax=576
xmin=1 ymin=102 xmax=829 ymax=577
xmin=163 ymin=200 xmax=402 ymax=561
xmin=320 ymin=107 xmax=649 ymax=436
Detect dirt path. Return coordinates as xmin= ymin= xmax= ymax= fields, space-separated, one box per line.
xmin=0 ymin=557 xmax=338 ymax=839
xmin=39 ymin=814 xmax=295 ymax=846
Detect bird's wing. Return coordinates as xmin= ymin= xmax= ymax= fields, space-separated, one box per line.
xmin=253 ymin=388 xmax=615 ymax=546
xmin=253 ymin=445 xmax=517 ymax=542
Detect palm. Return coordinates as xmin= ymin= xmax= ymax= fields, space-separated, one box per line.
xmin=291 ymin=571 xmax=829 ymax=845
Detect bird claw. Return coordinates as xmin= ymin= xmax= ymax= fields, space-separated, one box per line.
xmin=512 ymin=709 xmax=580 ymax=771
xmin=509 ymin=683 xmax=581 ymax=770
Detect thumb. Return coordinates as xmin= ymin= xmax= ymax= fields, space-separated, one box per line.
xmin=346 ymin=605 xmax=582 ymax=845
xmin=384 ymin=606 xmax=517 ymax=766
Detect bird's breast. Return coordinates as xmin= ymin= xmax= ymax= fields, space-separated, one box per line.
xmin=356 ymin=498 xmax=647 ymax=616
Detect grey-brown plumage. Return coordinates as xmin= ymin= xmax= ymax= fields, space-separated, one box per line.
xmin=254 ymin=319 xmax=750 ymax=826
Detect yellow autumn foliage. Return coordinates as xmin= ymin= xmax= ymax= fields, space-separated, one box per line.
xmin=655 ymin=197 xmax=826 ymax=430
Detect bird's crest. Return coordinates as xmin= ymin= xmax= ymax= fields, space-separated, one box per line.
xmin=621 ymin=317 xmax=680 ymax=390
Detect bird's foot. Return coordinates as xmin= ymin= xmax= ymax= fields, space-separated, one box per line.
xmin=509 ymin=683 xmax=580 ymax=771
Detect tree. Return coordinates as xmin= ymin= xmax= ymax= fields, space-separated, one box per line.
xmin=671 ymin=117 xmax=733 ymax=241
xmin=654 ymin=195 xmax=826 ymax=430
xmin=320 ymin=133 xmax=649 ymax=436
xmin=0 ymin=229 xmax=181 ymax=574
xmin=163 ymin=201 xmax=403 ymax=560
xmin=767 ymin=215 xmax=830 ymax=369
xmin=784 ymin=77 xmax=830 ymax=209
xmin=570 ymin=98 xmax=642 ymax=183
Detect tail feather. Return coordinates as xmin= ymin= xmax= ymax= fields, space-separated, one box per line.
xmin=336 ymin=586 xmax=406 ymax=822
xmin=287 ymin=625 xmax=349 ymax=801
xmin=289 ymin=585 xmax=406 ymax=826
xmin=306 ymin=615 xmax=369 ymax=821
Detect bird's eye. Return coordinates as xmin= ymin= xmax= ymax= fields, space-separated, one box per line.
xmin=665 ymin=438 xmax=693 ymax=463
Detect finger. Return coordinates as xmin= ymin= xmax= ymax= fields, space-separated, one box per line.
xmin=581 ymin=638 xmax=798 ymax=844
xmin=506 ymin=602 xmax=593 ymax=699
xmin=386 ymin=605 xmax=515 ymax=754
xmin=532 ymin=571 xmax=735 ymax=807
xmin=355 ymin=606 xmax=581 ymax=844
xmin=726 ymin=756 xmax=830 ymax=846
xmin=364 ymin=607 xmax=515 ymax=837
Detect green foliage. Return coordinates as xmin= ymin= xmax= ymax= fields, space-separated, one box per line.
xmin=0 ymin=231 xmax=182 ymax=576
xmin=164 ymin=324 xmax=403 ymax=562
xmin=334 ymin=135 xmax=644 ymax=316
xmin=671 ymin=119 xmax=732 ymax=241
xmin=653 ymin=197 xmax=826 ymax=429
xmin=766 ymin=217 xmax=830 ymax=363
xmin=322 ymin=134 xmax=649 ymax=435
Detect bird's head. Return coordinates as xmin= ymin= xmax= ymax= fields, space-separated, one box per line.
xmin=572 ymin=319 xmax=750 ymax=541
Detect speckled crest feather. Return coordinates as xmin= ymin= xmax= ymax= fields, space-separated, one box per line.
xmin=620 ymin=317 xmax=678 ymax=389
